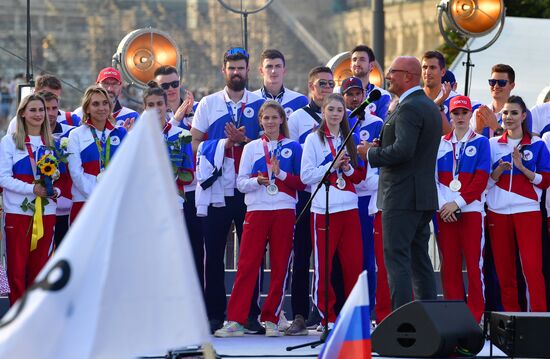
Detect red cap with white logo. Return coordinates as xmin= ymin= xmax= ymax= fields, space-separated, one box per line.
xmin=449 ymin=95 xmax=472 ymax=112
xmin=96 ymin=67 xmax=122 ymax=83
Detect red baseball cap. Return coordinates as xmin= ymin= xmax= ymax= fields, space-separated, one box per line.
xmin=449 ymin=95 xmax=472 ymax=112
xmin=96 ymin=67 xmax=122 ymax=83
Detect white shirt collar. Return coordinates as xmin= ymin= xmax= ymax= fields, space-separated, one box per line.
xmin=223 ymin=87 xmax=247 ymax=105
xmin=399 ymin=85 xmax=422 ymax=103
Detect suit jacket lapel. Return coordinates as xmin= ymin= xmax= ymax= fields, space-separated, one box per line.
xmin=379 ymin=104 xmax=399 ymax=141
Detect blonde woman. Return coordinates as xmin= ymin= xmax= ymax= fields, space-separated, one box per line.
xmin=0 ymin=94 xmax=59 ymax=304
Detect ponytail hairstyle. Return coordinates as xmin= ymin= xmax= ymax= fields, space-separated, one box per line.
xmin=506 ymin=95 xmax=531 ymax=139
xmin=14 ymin=93 xmax=53 ymax=150
xmin=317 ymin=93 xmax=358 ymax=168
xmin=143 ymin=80 xmax=168 ymax=105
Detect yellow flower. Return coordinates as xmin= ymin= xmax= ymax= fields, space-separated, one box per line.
xmin=40 ymin=163 xmax=57 ymax=177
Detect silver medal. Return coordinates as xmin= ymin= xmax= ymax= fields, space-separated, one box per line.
xmin=97 ymin=172 xmax=104 ymax=182
xmin=449 ymin=179 xmax=462 ymax=192
xmin=266 ymin=183 xmax=279 ymax=195
xmin=336 ymin=177 xmax=346 ymax=190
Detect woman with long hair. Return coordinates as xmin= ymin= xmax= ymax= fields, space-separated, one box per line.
xmin=487 ymin=95 xmax=550 ymax=312
xmin=300 ymin=93 xmax=365 ymax=327
xmin=435 ymin=96 xmax=490 ymax=322
xmin=215 ymin=101 xmax=305 ymax=337
xmin=0 ymin=94 xmax=59 ymax=303
xmin=67 ymin=86 xmax=127 ymax=222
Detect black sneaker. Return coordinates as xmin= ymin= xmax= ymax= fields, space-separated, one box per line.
xmin=209 ymin=319 xmax=223 ymax=334
xmin=305 ymin=308 xmax=322 ymax=329
xmin=244 ymin=316 xmax=266 ymax=335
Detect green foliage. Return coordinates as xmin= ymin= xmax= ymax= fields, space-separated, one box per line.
xmin=505 ymin=0 xmax=550 ymax=18
xmin=438 ymin=30 xmax=468 ymax=68
xmin=20 ymin=197 xmax=49 ymax=214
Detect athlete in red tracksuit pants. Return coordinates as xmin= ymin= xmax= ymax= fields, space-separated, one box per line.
xmin=373 ymin=211 xmax=391 ymax=323
xmin=0 ymin=94 xmax=60 ymax=304
xmin=300 ymin=94 xmax=365 ymax=325
xmin=67 ymin=87 xmax=127 ymax=223
xmin=218 ymin=101 xmax=305 ymax=337
xmin=435 ymin=96 xmax=490 ymax=322
xmin=487 ymin=96 xmax=550 ymax=312
xmin=215 ymin=101 xmax=305 ymax=337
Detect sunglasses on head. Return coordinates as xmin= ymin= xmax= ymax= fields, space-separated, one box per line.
xmin=317 ymin=80 xmax=335 ymax=88
xmin=160 ymin=80 xmax=180 ymax=90
xmin=488 ymin=79 xmax=508 ymax=87
xmin=225 ymin=47 xmax=250 ymax=59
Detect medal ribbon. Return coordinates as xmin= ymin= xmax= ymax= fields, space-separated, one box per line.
xmin=261 ymin=135 xmax=284 ymax=182
xmin=451 ymin=130 xmax=476 ymax=178
xmin=325 ymin=128 xmax=344 ymax=186
xmin=90 ymin=127 xmax=111 ymax=171
xmin=25 ymin=138 xmax=45 ymax=251
xmin=225 ymin=95 xmax=247 ymax=128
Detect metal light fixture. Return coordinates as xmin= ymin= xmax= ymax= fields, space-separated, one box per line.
xmin=112 ymin=28 xmax=181 ymax=88
xmin=437 ymin=0 xmax=505 ymax=95
xmin=327 ymin=51 xmax=384 ymax=88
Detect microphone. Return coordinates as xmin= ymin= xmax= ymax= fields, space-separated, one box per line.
xmin=348 ymin=89 xmax=382 ymax=119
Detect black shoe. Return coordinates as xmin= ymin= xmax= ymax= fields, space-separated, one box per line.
xmin=305 ymin=308 xmax=322 ymax=329
xmin=209 ymin=319 xmax=223 ymax=334
xmin=244 ymin=316 xmax=266 ymax=335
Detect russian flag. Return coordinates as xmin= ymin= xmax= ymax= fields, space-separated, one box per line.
xmin=319 ymin=270 xmax=372 ymax=359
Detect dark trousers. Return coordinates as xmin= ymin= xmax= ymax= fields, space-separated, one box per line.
xmin=203 ymin=191 xmax=246 ymax=322
xmin=183 ymin=190 xmax=205 ymax=290
xmin=291 ymin=190 xmax=312 ymax=318
xmin=382 ymin=209 xmax=437 ymax=310
xmin=53 ymin=214 xmax=70 ymax=248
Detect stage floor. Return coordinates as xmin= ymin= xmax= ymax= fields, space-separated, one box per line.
xmin=211 ymin=330 xmax=508 ymax=358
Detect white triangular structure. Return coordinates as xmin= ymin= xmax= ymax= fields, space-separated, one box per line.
xmin=0 ymin=111 xmax=211 ymax=358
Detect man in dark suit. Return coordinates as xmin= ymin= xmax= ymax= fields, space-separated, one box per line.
xmin=358 ymin=56 xmax=441 ymax=310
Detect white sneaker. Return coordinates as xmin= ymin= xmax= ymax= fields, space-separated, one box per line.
xmin=278 ymin=311 xmax=291 ymax=331
xmin=214 ymin=321 xmax=245 ymax=337
xmin=265 ymin=321 xmax=281 ymax=337
xmin=316 ymin=322 xmax=334 ymax=332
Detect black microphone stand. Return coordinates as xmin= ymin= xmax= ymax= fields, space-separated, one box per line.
xmin=286 ymin=99 xmax=370 ymax=351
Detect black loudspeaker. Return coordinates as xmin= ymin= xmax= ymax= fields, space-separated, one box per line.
xmin=0 ymin=297 xmax=9 ymax=319
xmin=490 ymin=312 xmax=550 ymax=358
xmin=372 ymin=300 xmax=484 ymax=357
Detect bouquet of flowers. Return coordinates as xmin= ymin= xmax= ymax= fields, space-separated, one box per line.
xmin=166 ymin=129 xmax=193 ymax=196
xmin=20 ymin=153 xmax=61 ymax=251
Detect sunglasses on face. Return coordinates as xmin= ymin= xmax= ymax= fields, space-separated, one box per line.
xmin=317 ymin=80 xmax=335 ymax=88
xmin=160 ymin=80 xmax=180 ymax=90
xmin=488 ymin=79 xmax=508 ymax=87
xmin=225 ymin=47 xmax=250 ymax=59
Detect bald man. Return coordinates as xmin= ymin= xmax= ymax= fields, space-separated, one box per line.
xmin=358 ymin=56 xmax=441 ymax=310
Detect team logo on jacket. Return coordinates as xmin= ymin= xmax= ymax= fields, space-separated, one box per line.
xmin=360 ymin=130 xmax=371 ymax=141
xmin=285 ymin=107 xmax=294 ymax=118
xmin=522 ymin=149 xmax=533 ymax=161
xmin=281 ymin=148 xmax=292 ymax=158
xmin=367 ymin=103 xmax=377 ymax=114
xmin=465 ymin=146 xmax=477 ymax=157
xmin=243 ymin=107 xmax=255 ymax=118
xmin=110 ymin=136 xmax=121 ymax=145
